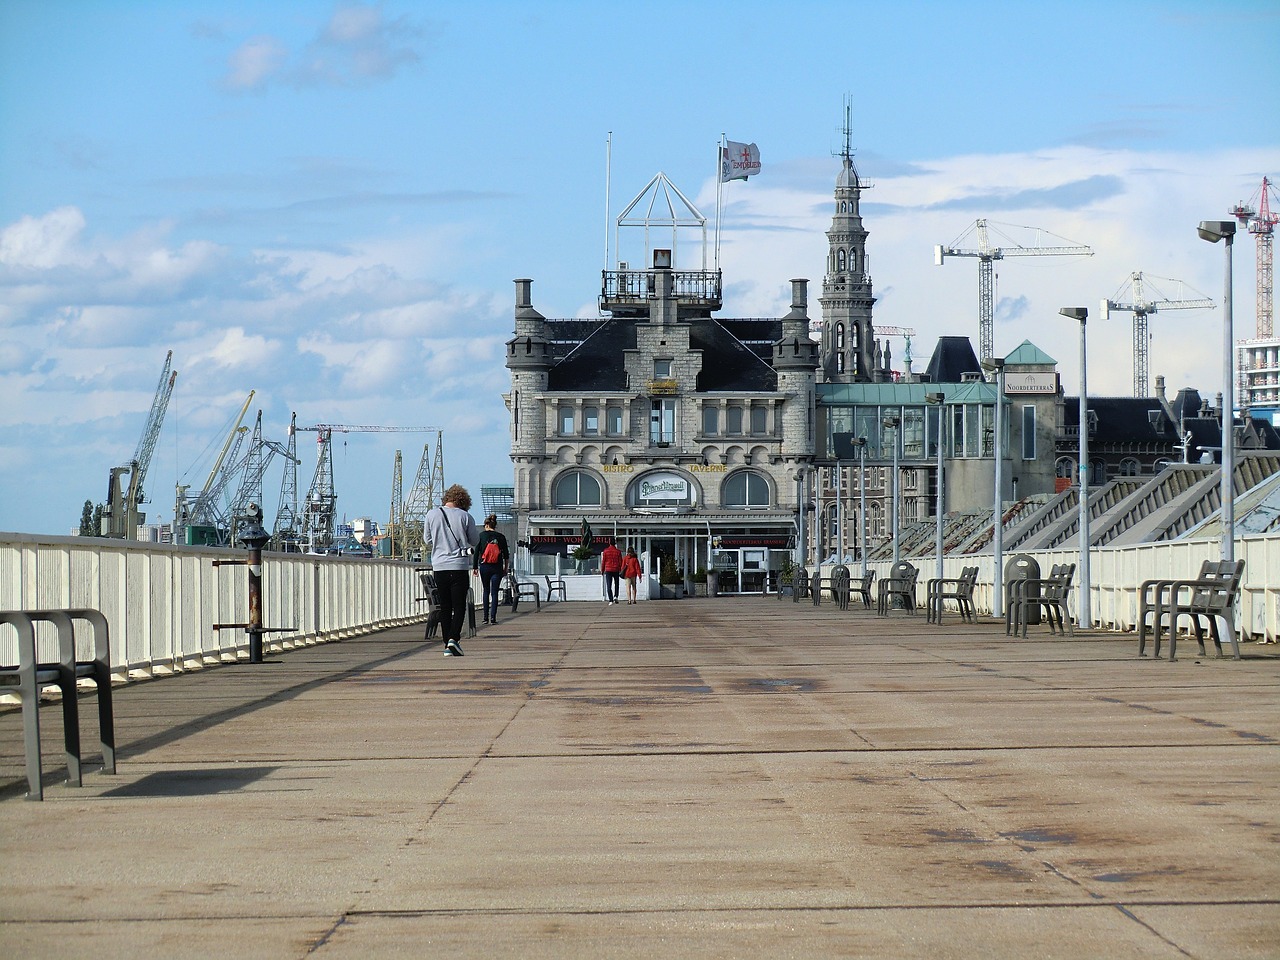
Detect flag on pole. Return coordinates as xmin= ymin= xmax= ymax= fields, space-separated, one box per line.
xmin=720 ymin=141 xmax=761 ymax=182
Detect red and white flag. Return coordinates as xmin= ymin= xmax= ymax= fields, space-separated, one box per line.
xmin=721 ymin=141 xmax=761 ymax=182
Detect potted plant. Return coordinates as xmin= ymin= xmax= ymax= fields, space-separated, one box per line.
xmin=691 ymin=566 xmax=708 ymax=597
xmin=571 ymin=544 xmax=594 ymax=574
xmin=658 ymin=555 xmax=683 ymax=599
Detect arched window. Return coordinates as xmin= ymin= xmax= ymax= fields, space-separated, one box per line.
xmin=1119 ymin=458 xmax=1141 ymax=477
xmin=1056 ymin=457 xmax=1075 ymax=479
xmin=552 ymin=471 xmax=601 ymax=507
xmin=722 ymin=470 xmax=771 ymax=509
xmin=1089 ymin=459 xmax=1107 ymax=485
xmin=837 ymin=353 xmax=846 ymax=374
xmin=835 ymin=323 xmax=845 ymax=351
xmin=837 ymin=249 xmax=847 ymax=272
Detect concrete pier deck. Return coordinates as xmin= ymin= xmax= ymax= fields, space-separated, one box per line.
xmin=2 ymin=598 xmax=1278 ymax=958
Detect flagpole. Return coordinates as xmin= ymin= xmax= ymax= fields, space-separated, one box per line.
xmin=714 ymin=133 xmax=724 ymax=272
xmin=604 ymin=131 xmax=612 ymax=279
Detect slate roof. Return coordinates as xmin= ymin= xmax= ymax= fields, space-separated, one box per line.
xmin=544 ymin=317 xmax=779 ymax=393
xmin=924 ymin=336 xmax=982 ymax=384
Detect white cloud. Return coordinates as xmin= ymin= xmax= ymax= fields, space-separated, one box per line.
xmin=223 ymin=35 xmax=289 ymax=91
xmin=221 ymin=3 xmax=422 ymax=92
xmin=0 ymin=206 xmax=88 ymax=270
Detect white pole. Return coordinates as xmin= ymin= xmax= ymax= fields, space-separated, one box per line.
xmin=1078 ymin=317 xmax=1092 ymax=627
xmin=1221 ymin=236 xmax=1235 ymax=564
xmin=992 ymin=365 xmax=1005 ymax=618
xmin=604 ymin=132 xmax=612 ymax=275
xmin=859 ymin=445 xmax=867 ymax=579
xmin=715 ymin=134 xmax=725 ymax=272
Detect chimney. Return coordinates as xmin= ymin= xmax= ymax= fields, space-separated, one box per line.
xmin=1154 ymin=374 xmax=1166 ymax=402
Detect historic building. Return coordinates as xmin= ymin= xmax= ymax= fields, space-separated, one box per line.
xmin=504 ymin=217 xmax=819 ymax=593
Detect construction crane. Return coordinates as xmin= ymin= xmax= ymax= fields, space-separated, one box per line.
xmin=935 ymin=219 xmax=1093 ymax=362
xmin=271 ymin=414 xmax=301 ymax=550
xmin=399 ymin=432 xmax=446 ymax=560
xmin=1231 ymin=176 xmax=1279 ymax=338
xmin=1100 ymin=272 xmax=1215 ymax=397
xmin=101 ymin=351 xmax=178 ymax=539
xmin=296 ymin=424 xmax=441 ymax=553
xmin=388 ymin=451 xmax=404 ymax=559
xmin=228 ymin=412 xmax=298 ymax=547
xmin=174 ymin=392 xmax=254 ymax=544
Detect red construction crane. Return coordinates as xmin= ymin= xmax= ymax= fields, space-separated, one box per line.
xmin=1230 ymin=176 xmax=1279 ymax=338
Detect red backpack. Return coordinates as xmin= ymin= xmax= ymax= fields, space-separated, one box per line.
xmin=480 ymin=540 xmax=502 ymax=564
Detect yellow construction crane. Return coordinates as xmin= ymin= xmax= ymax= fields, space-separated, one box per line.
xmin=935 ymin=219 xmax=1093 ymax=362
xmin=1100 ymin=272 xmax=1215 ymax=397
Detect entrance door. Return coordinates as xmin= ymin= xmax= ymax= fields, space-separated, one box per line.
xmin=740 ymin=548 xmax=769 ymax=594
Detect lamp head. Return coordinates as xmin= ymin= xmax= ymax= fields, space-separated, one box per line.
xmin=925 ymin=392 xmax=945 ymax=404
xmin=882 ymin=415 xmax=900 ymax=428
xmin=979 ymin=357 xmax=1005 ymax=373
xmin=852 ymin=436 xmax=867 ymax=448
xmin=1058 ymin=306 xmax=1088 ymax=322
xmin=1197 ymin=220 xmax=1236 ymax=243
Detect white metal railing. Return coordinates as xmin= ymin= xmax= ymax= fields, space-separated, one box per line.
xmin=860 ymin=531 xmax=1280 ymax=643
xmin=0 ymin=533 xmax=428 ymax=683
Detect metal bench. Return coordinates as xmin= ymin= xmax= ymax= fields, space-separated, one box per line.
xmin=829 ymin=565 xmax=852 ymax=611
xmin=852 ymin=570 xmax=875 ymax=609
xmin=1005 ymin=563 xmax=1075 ymax=637
xmin=0 ymin=609 xmax=116 ymax=801
xmin=926 ymin=566 xmax=979 ymax=624
xmin=876 ymin=561 xmax=918 ymax=616
xmin=507 ymin=573 xmax=540 ymax=611
xmin=1138 ymin=559 xmax=1244 ymax=661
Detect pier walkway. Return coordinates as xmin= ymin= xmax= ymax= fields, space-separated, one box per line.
xmin=2 ymin=598 xmax=1278 ymax=958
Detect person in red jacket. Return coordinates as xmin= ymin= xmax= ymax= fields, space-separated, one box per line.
xmin=600 ymin=541 xmax=623 ymax=604
xmin=620 ymin=547 xmax=644 ymax=604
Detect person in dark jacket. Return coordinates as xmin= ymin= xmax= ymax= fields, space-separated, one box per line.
xmin=473 ymin=513 xmax=510 ymax=625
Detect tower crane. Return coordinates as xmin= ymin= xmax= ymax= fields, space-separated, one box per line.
xmin=1231 ymin=176 xmax=1279 ymax=339
xmin=101 ymin=351 xmax=178 ymax=539
xmin=935 ymin=219 xmax=1093 ymax=362
xmin=296 ymin=423 xmax=441 ymax=552
xmin=1100 ymin=272 xmax=1215 ymax=397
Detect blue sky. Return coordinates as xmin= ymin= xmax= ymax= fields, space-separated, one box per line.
xmin=1 ymin=0 xmax=1277 ymax=536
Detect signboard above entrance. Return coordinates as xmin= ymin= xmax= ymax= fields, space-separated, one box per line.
xmin=1004 ymin=371 xmax=1056 ymax=394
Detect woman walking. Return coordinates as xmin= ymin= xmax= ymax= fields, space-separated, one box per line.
xmin=425 ymin=484 xmax=480 ymax=656
xmin=473 ymin=514 xmax=509 ymax=625
xmin=620 ymin=546 xmax=644 ymax=604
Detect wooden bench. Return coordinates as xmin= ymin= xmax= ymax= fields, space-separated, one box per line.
xmin=1005 ymin=563 xmax=1075 ymax=637
xmin=926 ymin=566 xmax=979 ymax=624
xmin=877 ymin=562 xmax=918 ymax=616
xmin=0 ymin=609 xmax=116 ymax=801
xmin=1138 ymin=559 xmax=1244 ymax=661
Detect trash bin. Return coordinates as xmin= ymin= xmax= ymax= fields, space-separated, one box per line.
xmin=1005 ymin=554 xmax=1041 ymax=624
xmin=707 ymin=569 xmax=719 ymax=597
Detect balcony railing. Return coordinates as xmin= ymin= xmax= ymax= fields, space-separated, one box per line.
xmin=600 ymin=269 xmax=722 ymax=309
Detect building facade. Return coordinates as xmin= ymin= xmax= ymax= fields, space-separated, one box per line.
xmin=504 ymin=254 xmax=819 ymax=593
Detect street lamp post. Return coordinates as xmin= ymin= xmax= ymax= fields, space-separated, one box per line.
xmin=980 ymin=358 xmax=1006 ymax=617
xmin=1197 ymin=219 xmax=1237 ymax=563
xmin=926 ymin=392 xmax=946 ymax=584
xmin=855 ymin=437 xmax=868 ymax=579
xmin=795 ymin=466 xmax=809 ymax=569
xmin=1060 ymin=307 xmax=1091 ymax=629
xmin=883 ymin=415 xmax=901 ymax=566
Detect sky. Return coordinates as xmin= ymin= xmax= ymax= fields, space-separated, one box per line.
xmin=1 ymin=0 xmax=1277 ymax=537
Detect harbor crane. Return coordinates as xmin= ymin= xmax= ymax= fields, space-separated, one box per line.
xmin=296 ymin=423 xmax=441 ymax=552
xmin=935 ymin=219 xmax=1093 ymax=362
xmin=228 ymin=412 xmax=298 ymax=547
xmin=101 ymin=351 xmax=177 ymax=539
xmin=1100 ymin=272 xmax=1215 ymax=397
xmin=1231 ymin=176 xmax=1278 ymax=339
xmin=174 ymin=392 xmax=254 ymax=544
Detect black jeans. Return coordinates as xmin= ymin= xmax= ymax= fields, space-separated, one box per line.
xmin=434 ymin=569 xmax=470 ymax=643
xmin=479 ymin=563 xmax=503 ymax=621
xmin=604 ymin=571 xmax=620 ymax=602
